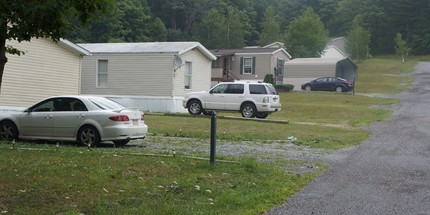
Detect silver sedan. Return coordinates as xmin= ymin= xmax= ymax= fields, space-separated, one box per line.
xmin=0 ymin=96 xmax=148 ymax=146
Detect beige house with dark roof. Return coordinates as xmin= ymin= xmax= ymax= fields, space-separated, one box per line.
xmin=210 ymin=47 xmax=292 ymax=85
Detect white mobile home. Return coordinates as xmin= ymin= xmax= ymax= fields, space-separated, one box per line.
xmin=0 ymin=38 xmax=89 ymax=114
xmin=78 ymin=42 xmax=216 ymax=113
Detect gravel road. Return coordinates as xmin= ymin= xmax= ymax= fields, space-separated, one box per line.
xmin=269 ymin=62 xmax=430 ymax=215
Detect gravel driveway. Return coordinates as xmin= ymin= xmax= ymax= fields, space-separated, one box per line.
xmin=269 ymin=62 xmax=430 ymax=215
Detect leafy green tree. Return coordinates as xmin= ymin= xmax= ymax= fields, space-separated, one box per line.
xmin=284 ymin=7 xmax=328 ymax=58
xmin=182 ymin=0 xmax=221 ymax=34
xmin=317 ymin=0 xmax=341 ymax=25
xmin=410 ymin=31 xmax=430 ymax=55
xmin=191 ymin=5 xmax=249 ymax=49
xmin=327 ymin=0 xmax=361 ymax=36
xmin=394 ymin=33 xmax=411 ymax=62
xmin=0 ymin=0 xmax=113 ymax=92
xmin=257 ymin=6 xmax=282 ymax=46
xmin=345 ymin=14 xmax=371 ymax=62
xmin=147 ymin=18 xmax=168 ymax=41
xmin=191 ymin=9 xmax=227 ymax=49
xmin=225 ymin=6 xmax=248 ymax=48
xmin=66 ymin=0 xmax=164 ymax=43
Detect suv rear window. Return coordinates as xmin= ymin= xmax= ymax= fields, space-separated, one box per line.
xmin=267 ymin=85 xmax=278 ymax=95
xmin=249 ymin=84 xmax=267 ymax=94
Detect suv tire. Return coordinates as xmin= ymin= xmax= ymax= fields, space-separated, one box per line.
xmin=256 ymin=112 xmax=269 ymax=119
xmin=188 ymin=100 xmax=203 ymax=115
xmin=241 ymin=103 xmax=257 ymax=118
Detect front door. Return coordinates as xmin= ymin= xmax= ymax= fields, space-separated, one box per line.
xmin=19 ymin=99 xmax=55 ymax=138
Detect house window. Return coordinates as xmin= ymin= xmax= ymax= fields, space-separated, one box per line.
xmin=276 ymin=58 xmax=285 ymax=75
xmin=184 ymin=62 xmax=192 ymax=89
xmin=240 ymin=57 xmax=256 ymax=75
xmin=243 ymin=57 xmax=253 ymax=74
xmin=97 ymin=60 xmax=108 ymax=88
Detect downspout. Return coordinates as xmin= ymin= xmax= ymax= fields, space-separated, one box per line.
xmin=0 ymin=37 xmax=7 ymax=94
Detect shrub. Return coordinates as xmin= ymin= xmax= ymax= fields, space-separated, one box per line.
xmin=275 ymin=84 xmax=294 ymax=92
xmin=263 ymin=74 xmax=275 ymax=84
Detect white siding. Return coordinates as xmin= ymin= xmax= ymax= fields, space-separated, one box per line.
xmin=172 ymin=49 xmax=212 ymax=96
xmin=321 ymin=47 xmax=345 ymax=58
xmin=81 ymin=54 xmax=173 ymax=96
xmin=0 ymin=38 xmax=81 ymax=107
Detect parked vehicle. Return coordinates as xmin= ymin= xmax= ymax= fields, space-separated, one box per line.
xmin=0 ymin=96 xmax=148 ymax=146
xmin=183 ymin=82 xmax=281 ymax=118
xmin=301 ymin=77 xmax=354 ymax=92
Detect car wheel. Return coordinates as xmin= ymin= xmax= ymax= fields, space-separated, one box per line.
xmin=78 ymin=125 xmax=100 ymax=147
xmin=241 ymin=103 xmax=257 ymax=118
xmin=335 ymin=86 xmax=343 ymax=93
xmin=256 ymin=112 xmax=269 ymax=119
xmin=187 ymin=100 xmax=203 ymax=115
xmin=0 ymin=120 xmax=18 ymax=141
xmin=305 ymin=85 xmax=312 ymax=92
xmin=113 ymin=139 xmax=130 ymax=146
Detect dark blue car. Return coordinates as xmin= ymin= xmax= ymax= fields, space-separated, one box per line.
xmin=301 ymin=77 xmax=354 ymax=93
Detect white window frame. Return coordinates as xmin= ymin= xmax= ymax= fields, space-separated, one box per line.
xmin=184 ymin=61 xmax=192 ymax=89
xmin=243 ymin=57 xmax=253 ymax=74
xmin=97 ymin=60 xmax=108 ymax=88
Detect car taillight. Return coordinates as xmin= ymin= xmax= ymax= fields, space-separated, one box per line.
xmin=263 ymin=96 xmax=269 ymax=103
xmin=141 ymin=114 xmax=144 ymax=121
xmin=343 ymin=81 xmax=352 ymax=85
xmin=109 ymin=115 xmax=130 ymax=121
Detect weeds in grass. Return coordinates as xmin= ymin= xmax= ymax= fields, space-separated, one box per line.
xmin=0 ymin=146 xmax=324 ymax=214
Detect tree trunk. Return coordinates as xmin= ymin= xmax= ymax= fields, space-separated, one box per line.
xmin=0 ymin=38 xmax=8 ymax=94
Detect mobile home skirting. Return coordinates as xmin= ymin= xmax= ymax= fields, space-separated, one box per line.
xmin=104 ymin=95 xmax=187 ymax=113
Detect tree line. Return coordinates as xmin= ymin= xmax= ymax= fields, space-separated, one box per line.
xmin=65 ymin=0 xmax=430 ymax=57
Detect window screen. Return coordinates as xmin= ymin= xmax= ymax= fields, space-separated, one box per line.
xmin=97 ymin=60 xmax=108 ymax=87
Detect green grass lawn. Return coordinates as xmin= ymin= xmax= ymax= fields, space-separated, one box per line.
xmin=0 ymin=56 xmax=424 ymax=214
xmin=0 ymin=145 xmax=325 ymax=215
xmin=355 ymin=57 xmax=417 ymax=94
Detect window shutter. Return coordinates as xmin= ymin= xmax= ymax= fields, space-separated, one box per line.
xmin=252 ymin=57 xmax=256 ymax=74
xmin=240 ymin=57 xmax=244 ymax=74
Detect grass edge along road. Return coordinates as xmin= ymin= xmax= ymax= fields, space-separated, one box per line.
xmin=0 ymin=57 xmax=422 ymax=214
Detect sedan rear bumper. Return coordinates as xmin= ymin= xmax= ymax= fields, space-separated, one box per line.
xmin=101 ymin=124 xmax=148 ymax=141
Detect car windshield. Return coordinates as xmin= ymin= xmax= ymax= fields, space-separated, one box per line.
xmin=88 ymin=97 xmax=124 ymax=110
xmin=267 ymin=85 xmax=278 ymax=95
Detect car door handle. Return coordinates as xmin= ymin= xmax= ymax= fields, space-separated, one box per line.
xmin=45 ymin=115 xmax=53 ymax=119
xmin=77 ymin=114 xmax=85 ymax=118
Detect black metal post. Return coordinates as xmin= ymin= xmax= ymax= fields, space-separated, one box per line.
xmin=210 ymin=111 xmax=217 ymax=165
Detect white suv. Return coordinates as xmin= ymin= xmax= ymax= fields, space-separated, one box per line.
xmin=183 ymin=82 xmax=281 ymax=118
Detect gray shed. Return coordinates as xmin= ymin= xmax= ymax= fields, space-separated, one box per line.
xmin=283 ymin=57 xmax=357 ymax=91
